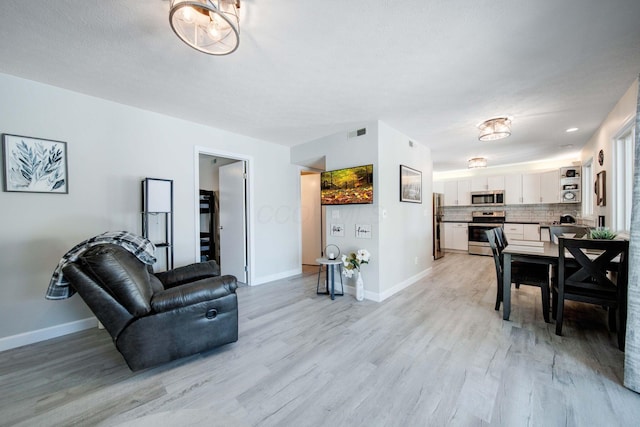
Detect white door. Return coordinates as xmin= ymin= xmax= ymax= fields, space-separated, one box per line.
xmin=219 ymin=161 xmax=247 ymax=282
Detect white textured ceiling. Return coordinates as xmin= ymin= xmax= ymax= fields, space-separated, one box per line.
xmin=0 ymin=0 xmax=639 ymax=171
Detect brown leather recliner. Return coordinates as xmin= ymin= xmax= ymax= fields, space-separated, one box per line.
xmin=62 ymin=244 xmax=238 ymax=371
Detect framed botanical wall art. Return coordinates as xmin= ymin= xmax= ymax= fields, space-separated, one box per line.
xmin=2 ymin=134 xmax=68 ymax=193
xmin=399 ymin=164 xmax=422 ymax=203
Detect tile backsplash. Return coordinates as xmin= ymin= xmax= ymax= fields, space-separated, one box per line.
xmin=444 ymin=203 xmax=583 ymax=223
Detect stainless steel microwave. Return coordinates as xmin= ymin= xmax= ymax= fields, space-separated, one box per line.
xmin=471 ymin=191 xmax=504 ymax=206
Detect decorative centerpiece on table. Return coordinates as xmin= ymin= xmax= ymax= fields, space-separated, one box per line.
xmin=589 ymin=227 xmax=617 ymax=240
xmin=342 ymin=249 xmax=371 ymax=301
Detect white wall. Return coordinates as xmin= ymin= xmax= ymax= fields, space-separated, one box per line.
xmin=580 ymin=79 xmax=639 ymax=227
xmin=0 ymin=73 xmax=301 ymax=350
xmin=291 ymin=122 xmax=381 ymax=295
xmin=291 ymin=121 xmax=434 ymax=301
xmin=378 ymin=122 xmax=433 ymax=299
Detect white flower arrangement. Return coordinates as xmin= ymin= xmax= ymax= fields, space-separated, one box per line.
xmin=341 ymin=249 xmax=371 ymax=278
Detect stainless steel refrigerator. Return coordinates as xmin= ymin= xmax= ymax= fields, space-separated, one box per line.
xmin=433 ymin=193 xmax=445 ymax=259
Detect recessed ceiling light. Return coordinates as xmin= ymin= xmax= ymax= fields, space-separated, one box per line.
xmin=566 ymin=127 xmax=579 ymax=133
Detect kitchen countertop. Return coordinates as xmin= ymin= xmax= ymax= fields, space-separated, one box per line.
xmin=504 ymin=221 xmax=540 ymax=224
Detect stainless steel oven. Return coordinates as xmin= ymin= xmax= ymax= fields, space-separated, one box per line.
xmin=468 ymin=211 xmax=505 ymax=256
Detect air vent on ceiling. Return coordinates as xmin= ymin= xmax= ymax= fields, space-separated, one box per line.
xmin=348 ymin=128 xmax=367 ymax=138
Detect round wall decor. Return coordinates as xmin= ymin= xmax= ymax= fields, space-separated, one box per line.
xmin=598 ymin=149 xmax=604 ymax=166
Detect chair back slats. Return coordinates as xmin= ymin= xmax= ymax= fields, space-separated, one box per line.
xmin=485 ymin=228 xmax=503 ymax=279
xmin=555 ymin=237 xmax=629 ymax=349
xmin=494 ymin=227 xmax=508 ymax=251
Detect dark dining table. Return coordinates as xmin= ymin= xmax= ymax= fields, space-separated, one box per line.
xmin=502 ymin=240 xmax=625 ymax=321
xmin=502 ymin=241 xmax=559 ymax=320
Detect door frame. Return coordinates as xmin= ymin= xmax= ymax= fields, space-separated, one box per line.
xmin=194 ymin=146 xmax=254 ymax=286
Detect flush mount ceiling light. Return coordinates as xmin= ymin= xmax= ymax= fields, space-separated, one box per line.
xmin=468 ymin=157 xmax=487 ymax=168
xmin=169 ymin=0 xmax=240 ymax=55
xmin=477 ymin=117 xmax=512 ymax=141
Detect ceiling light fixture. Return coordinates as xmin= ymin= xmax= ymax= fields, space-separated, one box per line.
xmin=566 ymin=127 xmax=579 ymax=133
xmin=468 ymin=157 xmax=487 ymax=168
xmin=477 ymin=117 xmax=512 ymax=141
xmin=169 ymin=0 xmax=240 ymax=55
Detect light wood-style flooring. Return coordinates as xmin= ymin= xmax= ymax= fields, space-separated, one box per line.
xmin=2 ymin=253 xmax=639 ymax=426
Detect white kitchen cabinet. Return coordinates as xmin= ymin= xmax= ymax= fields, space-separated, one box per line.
xmin=471 ymin=175 xmax=505 ymax=192
xmin=443 ymin=181 xmax=458 ymax=206
xmin=504 ymin=223 xmax=541 ymax=241
xmin=503 ymin=223 xmax=524 ymax=241
xmin=521 ymin=173 xmax=540 ymax=204
xmin=433 ymin=180 xmax=445 ymax=194
xmin=523 ymin=224 xmax=540 ymax=240
xmin=444 ymin=222 xmax=468 ymax=251
xmin=540 ymin=170 xmax=560 ymax=203
xmin=505 ymin=174 xmax=523 ymax=205
xmin=488 ymin=175 xmax=505 ymax=191
xmin=457 ymin=179 xmax=471 ymax=206
xmin=443 ymin=179 xmax=471 ymax=206
xmin=521 ymin=170 xmax=560 ymax=204
xmin=471 ymin=176 xmax=488 ymax=192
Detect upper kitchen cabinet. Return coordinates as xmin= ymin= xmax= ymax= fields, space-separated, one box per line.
xmin=443 ymin=179 xmax=471 ymax=206
xmin=522 ymin=170 xmax=560 ymax=204
xmin=539 ymin=170 xmax=560 ymax=203
xmin=470 ymin=175 xmax=505 ymax=192
xmin=505 ymin=174 xmax=523 ymax=204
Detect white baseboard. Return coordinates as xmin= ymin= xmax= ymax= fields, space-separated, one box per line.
xmin=0 ymin=317 xmax=97 ymax=352
xmin=353 ymin=268 xmax=432 ymax=303
xmin=251 ymin=268 xmax=302 ymax=286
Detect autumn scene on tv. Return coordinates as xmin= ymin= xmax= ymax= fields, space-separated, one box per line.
xmin=321 ymin=165 xmax=373 ymax=205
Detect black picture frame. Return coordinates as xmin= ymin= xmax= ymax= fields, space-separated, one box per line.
xmin=2 ymin=133 xmax=68 ymax=194
xmin=399 ymin=165 xmax=422 ymax=203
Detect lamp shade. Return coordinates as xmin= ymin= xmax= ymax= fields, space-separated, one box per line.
xmin=169 ymin=0 xmax=240 ymax=55
xmin=477 ymin=117 xmax=512 ymax=141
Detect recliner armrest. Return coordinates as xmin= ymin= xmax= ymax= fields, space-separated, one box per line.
xmin=150 ymin=275 xmax=237 ymax=313
xmin=154 ymin=260 xmax=220 ymax=288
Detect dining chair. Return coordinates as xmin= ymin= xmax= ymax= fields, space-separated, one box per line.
xmin=552 ymin=237 xmax=629 ymax=350
xmin=486 ymin=228 xmax=551 ymax=322
xmin=495 ymin=226 xmax=508 ymax=252
xmin=549 ymin=225 xmax=590 ymax=244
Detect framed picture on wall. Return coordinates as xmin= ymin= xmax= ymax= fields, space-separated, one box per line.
xmin=2 ymin=134 xmax=68 ymax=193
xmin=400 ymin=165 xmax=422 ymax=203
xmin=595 ymin=170 xmax=606 ymax=207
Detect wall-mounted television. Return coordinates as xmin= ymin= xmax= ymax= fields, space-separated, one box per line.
xmin=321 ymin=164 xmax=373 ymax=205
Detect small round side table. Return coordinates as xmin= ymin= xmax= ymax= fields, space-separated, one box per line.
xmin=315 ymin=257 xmax=344 ymax=300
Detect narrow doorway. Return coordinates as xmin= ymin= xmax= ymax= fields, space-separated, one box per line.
xmin=300 ymin=171 xmax=324 ymax=274
xmin=198 ymin=154 xmax=248 ymax=284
